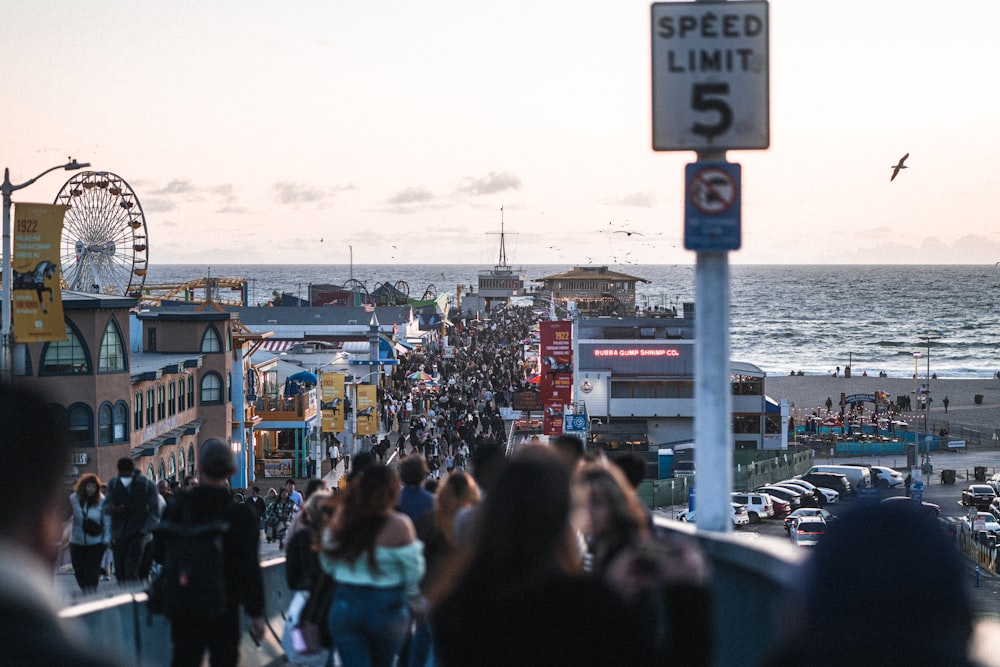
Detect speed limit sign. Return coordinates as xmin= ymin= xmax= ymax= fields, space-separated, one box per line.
xmin=651 ymin=1 xmax=769 ymax=152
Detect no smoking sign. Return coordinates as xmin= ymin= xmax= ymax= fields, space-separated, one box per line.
xmin=684 ymin=161 xmax=741 ymax=251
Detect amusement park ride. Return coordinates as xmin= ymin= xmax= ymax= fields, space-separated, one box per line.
xmin=51 ymin=170 xmax=440 ymax=308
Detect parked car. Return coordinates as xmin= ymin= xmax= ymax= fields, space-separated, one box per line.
xmin=805 ymin=465 xmax=871 ymax=491
xmin=769 ymin=481 xmax=821 ymax=508
xmin=773 ymin=480 xmax=825 ymax=507
xmin=731 ymin=492 xmax=774 ymax=523
xmin=880 ymin=495 xmax=941 ymax=516
xmin=756 ymin=485 xmax=803 ymax=510
xmin=798 ymin=472 xmax=853 ymax=498
xmin=870 ymin=465 xmax=906 ymax=488
xmin=961 ymin=511 xmax=1000 ymax=536
xmin=783 ymin=507 xmax=836 ymax=532
xmin=962 ymin=484 xmax=997 ymax=510
xmin=988 ymin=472 xmax=1000 ymax=494
xmin=781 ymin=477 xmax=839 ymax=504
xmin=678 ymin=502 xmax=750 ymax=527
xmin=789 ymin=516 xmax=827 ymax=547
xmin=766 ymin=495 xmax=792 ymax=518
xmin=989 ymin=496 xmax=1000 ymax=522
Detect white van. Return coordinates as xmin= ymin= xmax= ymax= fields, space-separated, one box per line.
xmin=806 ymin=465 xmax=872 ymax=490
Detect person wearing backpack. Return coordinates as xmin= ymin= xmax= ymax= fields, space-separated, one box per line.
xmin=106 ymin=456 xmax=160 ymax=583
xmin=158 ymin=438 xmax=265 ymax=667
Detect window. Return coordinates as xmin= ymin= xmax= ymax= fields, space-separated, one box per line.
xmin=41 ymin=323 xmax=90 ymax=374
xmin=146 ymin=388 xmax=155 ymax=424
xmin=134 ymin=392 xmax=143 ymax=430
xmin=113 ymin=402 xmax=128 ymax=442
xmin=188 ymin=444 xmax=196 ymax=476
xmin=98 ymin=404 xmax=113 ymax=444
xmin=158 ymin=459 xmax=166 ymax=482
xmin=157 ymin=385 xmax=165 ymax=420
xmin=68 ymin=404 xmax=93 ymax=447
xmin=731 ymin=374 xmax=763 ymax=396
xmin=201 ymin=326 xmax=222 ymax=353
xmin=168 ymin=382 xmax=177 ymax=416
xmin=187 ymin=375 xmax=195 ymax=408
xmin=147 ymin=327 xmax=157 ymax=352
xmin=200 ymin=372 xmax=223 ymax=404
xmin=178 ymin=448 xmax=186 ymax=476
xmin=168 ymin=453 xmax=177 ymax=479
xmin=178 ymin=379 xmax=186 ymax=413
xmin=147 ymin=464 xmax=155 ymax=481
xmin=98 ymin=319 xmax=127 ymax=373
xmin=733 ymin=414 xmax=761 ymax=434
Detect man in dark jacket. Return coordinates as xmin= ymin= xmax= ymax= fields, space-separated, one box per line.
xmin=164 ymin=438 xmax=265 ymax=666
xmin=0 ymin=382 xmax=131 ymax=666
xmin=106 ymin=456 xmax=161 ymax=582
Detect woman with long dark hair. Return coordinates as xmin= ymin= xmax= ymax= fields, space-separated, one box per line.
xmin=266 ymin=487 xmax=297 ymax=549
xmin=430 ymin=448 xmax=654 ymax=666
xmin=68 ymin=473 xmax=110 ymax=593
xmin=319 ymin=464 xmax=424 ymax=667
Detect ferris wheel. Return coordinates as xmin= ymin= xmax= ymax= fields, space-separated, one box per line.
xmin=55 ymin=171 xmax=148 ymax=297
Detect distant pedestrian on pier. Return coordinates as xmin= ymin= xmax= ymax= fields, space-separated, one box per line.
xmin=943 ymin=396 xmax=950 ymax=413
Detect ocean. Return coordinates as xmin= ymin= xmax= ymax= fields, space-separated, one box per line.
xmin=145 ymin=264 xmax=1000 ymax=380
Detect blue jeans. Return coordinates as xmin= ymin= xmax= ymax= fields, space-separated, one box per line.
xmin=329 ymin=584 xmax=410 ymax=667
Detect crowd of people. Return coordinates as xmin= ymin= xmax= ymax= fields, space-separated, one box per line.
xmin=2 ymin=304 xmax=990 ymax=666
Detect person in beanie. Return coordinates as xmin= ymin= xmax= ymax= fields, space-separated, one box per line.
xmin=164 ymin=437 xmax=266 ymax=667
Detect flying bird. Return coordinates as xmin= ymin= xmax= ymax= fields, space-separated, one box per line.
xmin=890 ymin=153 xmax=909 ymax=181
xmin=613 ymin=230 xmax=645 ymax=237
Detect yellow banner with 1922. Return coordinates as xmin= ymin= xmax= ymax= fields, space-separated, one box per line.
xmin=321 ymin=372 xmax=346 ymax=433
xmin=356 ymin=384 xmax=379 ymax=436
xmin=11 ymin=203 xmax=69 ymax=343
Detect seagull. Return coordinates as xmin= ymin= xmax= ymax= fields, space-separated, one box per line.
xmin=613 ymin=230 xmax=645 ymax=237
xmin=890 ymin=153 xmax=909 ymax=181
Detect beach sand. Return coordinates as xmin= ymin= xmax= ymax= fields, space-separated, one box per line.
xmin=763 ymin=374 xmax=1000 ymax=433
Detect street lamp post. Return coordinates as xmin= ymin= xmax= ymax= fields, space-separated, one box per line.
xmin=912 ymin=352 xmax=921 ymax=468
xmin=2 ymin=158 xmax=90 ymax=383
xmin=918 ymin=332 xmax=942 ymax=465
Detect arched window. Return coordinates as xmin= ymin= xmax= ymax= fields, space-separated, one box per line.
xmin=98 ymin=318 xmax=127 ymax=373
xmin=147 ymin=464 xmax=155 ymax=481
xmin=41 ymin=323 xmax=91 ymax=375
xmin=201 ymin=326 xmax=222 ymax=353
xmin=187 ymin=444 xmax=196 ymax=476
xmin=168 ymin=453 xmax=177 ymax=479
xmin=200 ymin=372 xmax=223 ymax=405
xmin=158 ymin=459 xmax=166 ymax=482
xmin=134 ymin=392 xmax=143 ymax=430
xmin=68 ymin=403 xmax=93 ymax=447
xmin=157 ymin=384 xmax=166 ymax=420
xmin=146 ymin=388 xmax=155 ymax=424
xmin=113 ymin=401 xmax=128 ymax=442
xmin=98 ymin=403 xmax=113 ymax=444
xmin=178 ymin=448 xmax=186 ymax=476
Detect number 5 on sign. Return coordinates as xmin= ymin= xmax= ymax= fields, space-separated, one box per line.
xmin=651 ymin=1 xmax=769 ymax=152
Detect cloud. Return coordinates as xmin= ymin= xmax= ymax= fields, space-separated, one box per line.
xmin=148 ymin=179 xmax=198 ymax=196
xmin=457 ymin=171 xmax=521 ymax=196
xmin=142 ymin=198 xmax=176 ymax=213
xmin=611 ymin=192 xmax=656 ymax=208
xmin=273 ymin=181 xmax=328 ymax=205
xmin=387 ymin=186 xmax=434 ymax=206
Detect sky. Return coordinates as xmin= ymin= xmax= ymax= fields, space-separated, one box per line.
xmin=4 ymin=0 xmax=1000 ymax=266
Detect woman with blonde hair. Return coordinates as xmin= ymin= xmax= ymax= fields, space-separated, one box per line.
xmin=68 ymin=473 xmax=110 ymax=593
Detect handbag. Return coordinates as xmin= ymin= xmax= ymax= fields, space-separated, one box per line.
xmin=281 ymin=591 xmax=330 ymax=667
xmin=83 ymin=517 xmax=103 ymax=537
xmin=297 ymin=574 xmax=335 ymax=651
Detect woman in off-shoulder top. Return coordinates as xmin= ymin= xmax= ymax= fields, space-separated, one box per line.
xmin=319 ymin=463 xmax=424 ymax=667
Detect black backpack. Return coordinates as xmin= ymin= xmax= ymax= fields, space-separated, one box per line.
xmin=148 ymin=500 xmax=230 ymax=619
